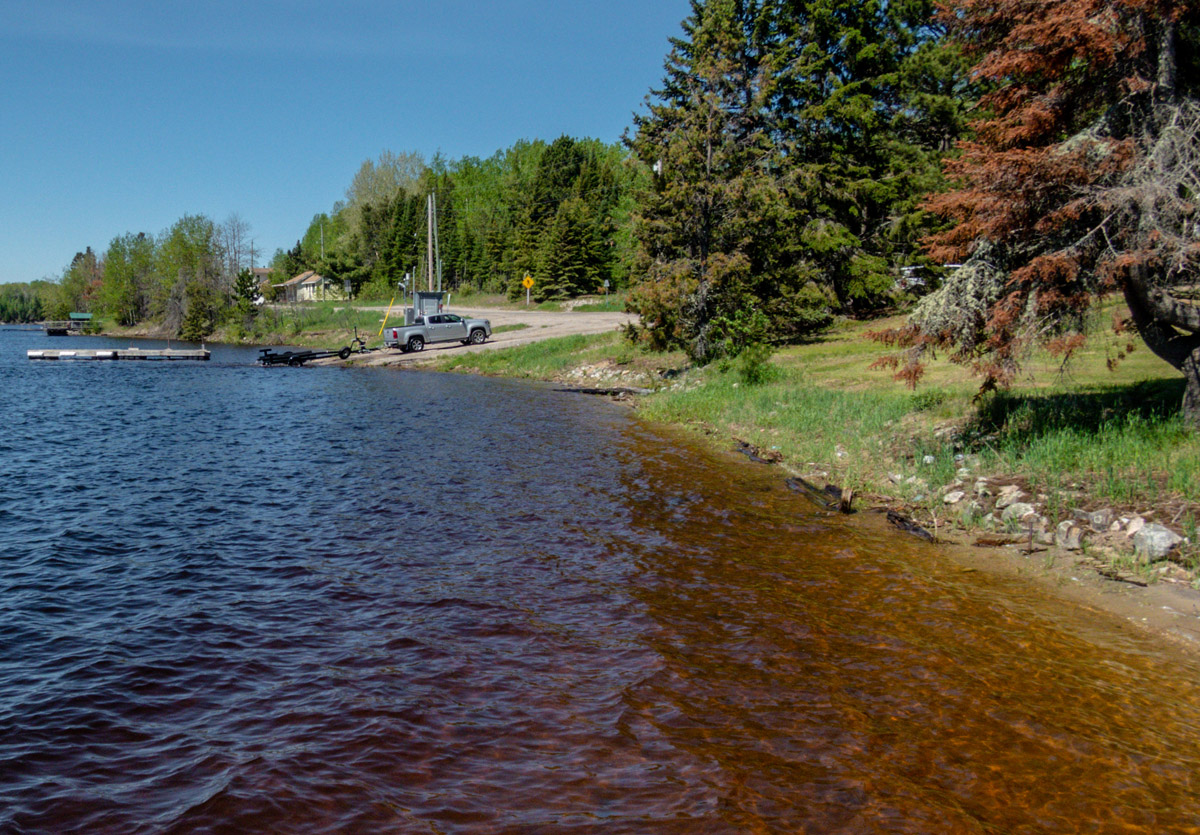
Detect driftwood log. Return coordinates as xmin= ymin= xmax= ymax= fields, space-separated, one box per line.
xmin=886 ymin=510 xmax=935 ymax=542
xmin=786 ymin=477 xmax=854 ymax=514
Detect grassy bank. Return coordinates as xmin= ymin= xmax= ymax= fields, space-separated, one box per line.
xmin=434 ymin=305 xmax=1200 ymax=582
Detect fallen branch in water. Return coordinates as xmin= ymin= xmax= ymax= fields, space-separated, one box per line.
xmin=887 ymin=510 xmax=935 ymax=541
xmin=786 ymin=476 xmax=854 ymax=514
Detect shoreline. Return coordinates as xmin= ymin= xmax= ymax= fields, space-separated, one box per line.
xmin=398 ymin=330 xmax=1200 ymax=658
xmin=97 ymin=313 xmax=1200 ymax=656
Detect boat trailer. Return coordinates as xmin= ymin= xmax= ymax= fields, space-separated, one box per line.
xmin=258 ymin=331 xmax=371 ymax=367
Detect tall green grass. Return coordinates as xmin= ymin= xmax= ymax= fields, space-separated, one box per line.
xmin=970 ymin=382 xmax=1200 ymax=504
xmin=435 ymin=332 xmax=624 ymax=378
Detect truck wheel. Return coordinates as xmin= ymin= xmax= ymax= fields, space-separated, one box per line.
xmin=338 ymin=346 xmax=352 ymax=360
xmin=469 ymin=329 xmax=487 ymax=345
xmin=407 ymin=335 xmax=425 ymax=352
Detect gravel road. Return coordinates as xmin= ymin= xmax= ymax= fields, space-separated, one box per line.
xmin=338 ymin=306 xmax=638 ymax=368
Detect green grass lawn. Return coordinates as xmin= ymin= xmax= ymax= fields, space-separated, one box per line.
xmin=640 ymin=304 xmax=1199 ymax=522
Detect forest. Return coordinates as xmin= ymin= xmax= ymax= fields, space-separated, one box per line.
xmin=11 ymin=0 xmax=1199 ymax=417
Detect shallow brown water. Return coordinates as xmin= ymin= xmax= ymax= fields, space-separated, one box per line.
xmin=2 ymin=329 xmax=1199 ymax=833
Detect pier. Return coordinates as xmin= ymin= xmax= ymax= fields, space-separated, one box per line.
xmin=27 ymin=348 xmax=210 ymax=361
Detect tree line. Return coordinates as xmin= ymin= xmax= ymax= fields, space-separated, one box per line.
xmin=21 ymin=214 xmax=260 ymax=340
xmin=630 ymin=0 xmax=1200 ymax=426
xmin=277 ymin=137 xmax=645 ymax=304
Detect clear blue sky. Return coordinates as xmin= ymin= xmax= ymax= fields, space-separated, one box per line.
xmin=0 ymin=0 xmax=691 ymax=284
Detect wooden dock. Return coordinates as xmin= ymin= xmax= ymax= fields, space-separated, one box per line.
xmin=27 ymin=348 xmax=210 ymax=361
xmin=41 ymin=321 xmax=75 ymax=335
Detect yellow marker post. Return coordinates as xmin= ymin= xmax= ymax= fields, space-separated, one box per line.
xmin=378 ymin=291 xmax=398 ymax=337
xmin=523 ymin=274 xmax=534 ymax=306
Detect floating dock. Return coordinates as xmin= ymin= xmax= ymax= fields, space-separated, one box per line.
xmin=27 ymin=348 xmax=210 ymax=361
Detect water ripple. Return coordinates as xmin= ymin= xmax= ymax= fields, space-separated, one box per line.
xmin=3 ymin=329 xmax=1200 ymax=832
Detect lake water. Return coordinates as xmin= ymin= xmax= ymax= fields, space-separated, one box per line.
xmin=2 ymin=327 xmax=1200 ymax=833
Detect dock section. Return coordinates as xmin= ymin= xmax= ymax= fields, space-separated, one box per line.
xmin=27 ymin=348 xmax=211 ymax=361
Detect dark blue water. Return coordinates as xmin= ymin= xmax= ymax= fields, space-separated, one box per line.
xmin=3 ymin=327 xmax=1200 ymax=834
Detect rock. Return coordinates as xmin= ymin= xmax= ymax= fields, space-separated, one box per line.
xmin=995 ymin=486 xmax=1026 ymax=510
xmin=943 ymin=490 xmax=966 ymax=505
xmin=956 ymin=467 xmax=972 ymax=479
xmin=974 ymin=480 xmax=993 ymax=498
xmin=889 ymin=472 xmax=904 ymax=484
xmin=1038 ymin=530 xmax=1056 ymax=546
xmin=922 ymin=454 xmax=936 ymax=465
xmin=1133 ymin=524 xmax=1183 ymax=561
xmin=1055 ymin=520 xmax=1083 ymax=550
xmin=1125 ymin=516 xmax=1146 ymax=538
xmin=1001 ymin=502 xmax=1037 ymax=524
xmin=1074 ymin=508 xmax=1113 ymax=532
xmin=982 ymin=513 xmax=996 ymax=529
xmin=1109 ymin=520 xmax=1122 ymax=533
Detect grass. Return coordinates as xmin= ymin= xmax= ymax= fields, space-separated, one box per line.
xmin=219 ymin=302 xmax=387 ymax=348
xmin=433 ymin=298 xmax=1200 ymax=525
xmin=573 ymin=293 xmax=628 ymax=312
xmin=434 ymin=330 xmax=682 ymax=384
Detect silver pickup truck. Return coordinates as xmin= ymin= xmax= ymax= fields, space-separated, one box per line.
xmin=383 ymin=313 xmax=492 ymax=353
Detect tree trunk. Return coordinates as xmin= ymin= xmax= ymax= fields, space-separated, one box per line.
xmin=1184 ymin=347 xmax=1200 ymax=427
xmin=1121 ymin=273 xmax=1200 ymax=428
xmin=1158 ymin=20 xmax=1177 ymax=100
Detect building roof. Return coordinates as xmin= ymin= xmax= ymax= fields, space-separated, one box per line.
xmin=277 ymin=270 xmax=326 ymax=287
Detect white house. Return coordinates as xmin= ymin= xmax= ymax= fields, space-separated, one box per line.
xmin=276 ymin=270 xmax=343 ymax=303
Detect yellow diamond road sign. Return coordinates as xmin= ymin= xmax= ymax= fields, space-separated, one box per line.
xmin=522 ymin=275 xmax=534 ymax=289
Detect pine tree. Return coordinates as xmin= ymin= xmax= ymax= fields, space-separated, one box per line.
xmin=877 ymin=0 xmax=1200 ymax=423
xmin=628 ymin=0 xmax=832 ymax=361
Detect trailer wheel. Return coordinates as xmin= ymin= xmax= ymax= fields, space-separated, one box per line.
xmin=338 ymin=346 xmax=352 ymax=360
xmin=407 ymin=335 xmax=425 ymax=352
xmin=469 ymin=329 xmax=487 ymax=345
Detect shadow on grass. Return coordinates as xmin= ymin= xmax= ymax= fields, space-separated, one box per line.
xmin=967 ymin=378 xmax=1186 ymax=442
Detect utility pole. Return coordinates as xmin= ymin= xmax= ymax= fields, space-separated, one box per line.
xmin=432 ymin=192 xmax=442 ymax=293
xmin=427 ymin=194 xmax=435 ymax=291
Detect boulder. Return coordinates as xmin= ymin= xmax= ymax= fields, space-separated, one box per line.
xmin=944 ymin=490 xmax=966 ymax=505
xmin=1073 ymin=508 xmax=1113 ymax=532
xmin=1001 ymin=502 xmax=1037 ymax=524
xmin=1055 ymin=520 xmax=1083 ymax=551
xmin=1124 ymin=516 xmax=1146 ymax=538
xmin=995 ymin=485 xmax=1026 ymax=510
xmin=1133 ymin=524 xmax=1183 ymax=562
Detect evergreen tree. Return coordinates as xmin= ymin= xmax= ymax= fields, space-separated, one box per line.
xmin=877 ymin=0 xmax=1200 ymax=424
xmin=629 ymin=0 xmax=832 ymax=361
xmin=535 ymin=198 xmax=602 ymax=300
